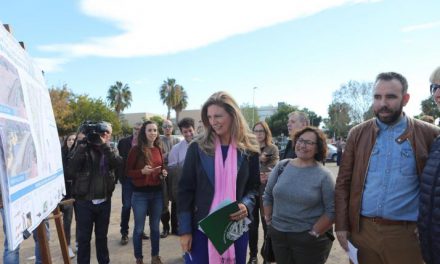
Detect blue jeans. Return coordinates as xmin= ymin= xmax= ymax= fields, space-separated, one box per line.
xmin=132 ymin=191 xmax=163 ymax=259
xmin=33 ymin=219 xmax=50 ymax=264
xmin=1 ymin=208 xmax=48 ymax=264
xmin=120 ymin=179 xmax=134 ymax=236
xmin=75 ymin=199 xmax=111 ymax=264
xmin=2 ymin=208 xmax=20 ymax=264
xmin=61 ymin=203 xmax=74 ymax=245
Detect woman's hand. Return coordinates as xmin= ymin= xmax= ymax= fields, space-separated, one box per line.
xmin=229 ymin=203 xmax=248 ymax=221
xmin=260 ymin=152 xmax=269 ymax=163
xmin=141 ymin=165 xmax=153 ymax=175
xmin=260 ymin=172 xmax=269 ymax=183
xmin=180 ymin=234 xmax=192 ymax=252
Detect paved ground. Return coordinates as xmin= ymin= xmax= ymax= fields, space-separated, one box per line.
xmin=0 ymin=163 xmax=348 ymax=263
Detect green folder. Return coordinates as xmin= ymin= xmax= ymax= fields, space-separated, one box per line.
xmin=198 ymin=201 xmax=246 ymax=254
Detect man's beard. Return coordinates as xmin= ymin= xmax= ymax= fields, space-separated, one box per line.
xmin=374 ymin=105 xmax=403 ymax=125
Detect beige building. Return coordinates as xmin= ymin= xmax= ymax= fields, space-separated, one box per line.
xmin=122 ymin=112 xmax=166 ymax=127
xmin=175 ymin=109 xmax=203 ymax=135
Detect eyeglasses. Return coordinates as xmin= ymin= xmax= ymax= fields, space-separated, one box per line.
xmin=431 ymin=83 xmax=440 ymax=95
xmin=162 ymin=125 xmax=172 ymax=129
xmin=296 ymin=138 xmax=317 ymax=147
xmin=253 ymin=129 xmax=265 ymax=133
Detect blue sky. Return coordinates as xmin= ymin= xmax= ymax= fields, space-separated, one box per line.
xmin=1 ymin=0 xmax=439 ymax=119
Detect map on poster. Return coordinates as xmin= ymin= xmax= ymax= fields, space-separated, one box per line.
xmin=0 ymin=22 xmax=65 ymax=250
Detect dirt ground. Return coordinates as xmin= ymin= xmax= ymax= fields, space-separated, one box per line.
xmin=0 ymin=163 xmax=348 ymax=264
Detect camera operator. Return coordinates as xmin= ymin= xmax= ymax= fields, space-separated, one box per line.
xmin=69 ymin=121 xmax=122 ymax=264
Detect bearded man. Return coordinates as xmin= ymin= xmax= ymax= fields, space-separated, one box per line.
xmin=335 ymin=72 xmax=440 ymax=264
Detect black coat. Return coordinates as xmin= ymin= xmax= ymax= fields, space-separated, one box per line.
xmin=177 ymin=142 xmax=260 ymax=235
xmin=117 ymin=135 xmax=134 ymax=183
xmin=418 ymin=136 xmax=440 ymax=264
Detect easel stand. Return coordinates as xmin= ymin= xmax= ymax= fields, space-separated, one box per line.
xmin=36 ymin=199 xmax=74 ymax=264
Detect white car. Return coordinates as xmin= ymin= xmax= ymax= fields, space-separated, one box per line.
xmin=326 ymin=144 xmax=338 ymax=162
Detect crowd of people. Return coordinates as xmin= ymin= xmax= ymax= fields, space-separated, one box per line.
xmin=2 ymin=67 xmax=440 ymax=264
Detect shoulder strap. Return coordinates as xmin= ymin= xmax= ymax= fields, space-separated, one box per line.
xmin=274 ymin=159 xmax=291 ymax=184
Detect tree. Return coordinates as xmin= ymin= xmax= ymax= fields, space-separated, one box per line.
xmin=324 ymin=102 xmax=352 ymax=139
xmin=67 ymin=95 xmax=122 ymax=135
xmin=49 ymin=86 xmax=123 ymax=136
xmin=172 ymin=86 xmax=188 ymax=123
xmin=149 ymin=116 xmax=165 ymax=134
xmin=49 ymin=85 xmax=75 ymax=136
xmin=240 ymin=103 xmax=259 ymax=128
xmin=266 ymin=104 xmax=298 ymax=137
xmin=333 ymin=80 xmax=373 ymax=125
xmin=107 ymin=81 xmax=132 ymax=117
xmin=159 ymin=78 xmax=182 ymax=120
xmin=420 ymin=96 xmax=440 ymax=118
xmin=300 ymin=108 xmax=322 ymax=127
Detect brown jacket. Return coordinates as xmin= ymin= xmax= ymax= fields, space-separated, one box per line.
xmin=335 ymin=116 xmax=440 ymax=233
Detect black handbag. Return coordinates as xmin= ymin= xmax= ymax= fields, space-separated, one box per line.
xmin=260 ymin=233 xmax=276 ymax=262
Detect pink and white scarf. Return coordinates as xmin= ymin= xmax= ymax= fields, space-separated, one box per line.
xmin=208 ymin=137 xmax=238 ymax=264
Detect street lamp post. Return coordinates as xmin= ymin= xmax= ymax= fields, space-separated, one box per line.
xmin=252 ymin=87 xmax=257 ymax=126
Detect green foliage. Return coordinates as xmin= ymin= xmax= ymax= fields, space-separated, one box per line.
xmin=49 ymin=85 xmax=75 ymax=136
xmin=300 ymin=108 xmax=322 ymax=127
xmin=120 ymin=120 xmax=133 ymax=137
xmin=49 ymin=85 xmax=122 ymax=136
xmin=149 ymin=115 xmax=165 ymax=134
xmin=266 ymin=104 xmax=298 ymax=137
xmin=172 ymin=86 xmax=188 ymax=123
xmin=107 ymin=81 xmax=132 ymax=116
xmin=324 ymin=102 xmax=352 ymax=139
xmin=421 ymin=96 xmax=440 ymax=118
xmin=240 ymin=103 xmax=259 ymax=128
xmin=159 ymin=78 xmax=187 ymax=120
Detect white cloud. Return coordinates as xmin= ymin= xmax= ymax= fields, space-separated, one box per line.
xmin=401 ymin=20 xmax=440 ymax=33
xmin=39 ymin=0 xmax=379 ymax=58
xmin=33 ymin=57 xmax=69 ymax=73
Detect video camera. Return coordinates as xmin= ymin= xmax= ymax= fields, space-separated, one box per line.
xmin=79 ymin=121 xmax=111 ymax=145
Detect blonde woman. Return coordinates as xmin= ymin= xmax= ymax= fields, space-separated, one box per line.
xmin=178 ymin=91 xmax=260 ymax=264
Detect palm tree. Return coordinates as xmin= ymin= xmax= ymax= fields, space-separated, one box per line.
xmin=159 ymin=78 xmax=181 ymax=120
xmin=107 ymin=81 xmax=132 ymax=117
xmin=172 ymin=86 xmax=188 ymax=123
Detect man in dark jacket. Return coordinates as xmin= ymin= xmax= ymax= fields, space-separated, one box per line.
xmin=117 ymin=121 xmax=143 ymax=245
xmin=418 ymin=66 xmax=440 ymax=264
xmin=280 ymin=111 xmax=309 ymax=159
xmin=70 ymin=121 xmax=122 ymax=264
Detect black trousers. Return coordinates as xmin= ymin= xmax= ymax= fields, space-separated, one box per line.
xmin=75 ymin=200 xmax=111 ymax=264
xmin=161 ymin=201 xmax=178 ymax=233
xmin=248 ymin=196 xmax=268 ymax=258
xmin=269 ymin=225 xmax=332 ymax=264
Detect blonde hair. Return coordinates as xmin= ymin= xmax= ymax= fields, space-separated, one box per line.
xmin=195 ymin=91 xmax=260 ymax=155
xmin=430 ymin=66 xmax=440 ymax=84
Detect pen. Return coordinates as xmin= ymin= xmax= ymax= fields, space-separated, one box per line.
xmin=187 ymin=252 xmax=193 ymax=261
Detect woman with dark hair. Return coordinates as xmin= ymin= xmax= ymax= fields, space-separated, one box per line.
xmin=263 ymin=126 xmax=334 ymax=264
xmin=178 ymin=91 xmax=260 ymax=264
xmin=61 ymin=132 xmax=76 ymax=258
xmin=247 ymin=121 xmax=279 ymax=263
xmin=126 ymin=120 xmax=168 ymax=264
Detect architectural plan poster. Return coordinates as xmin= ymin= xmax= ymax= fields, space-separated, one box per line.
xmin=0 ymin=22 xmax=64 ymax=250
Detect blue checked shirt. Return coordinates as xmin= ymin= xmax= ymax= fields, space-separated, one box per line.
xmin=361 ymin=116 xmax=419 ymax=221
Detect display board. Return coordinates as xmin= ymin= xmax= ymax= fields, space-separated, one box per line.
xmin=0 ymin=23 xmax=65 ymax=250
